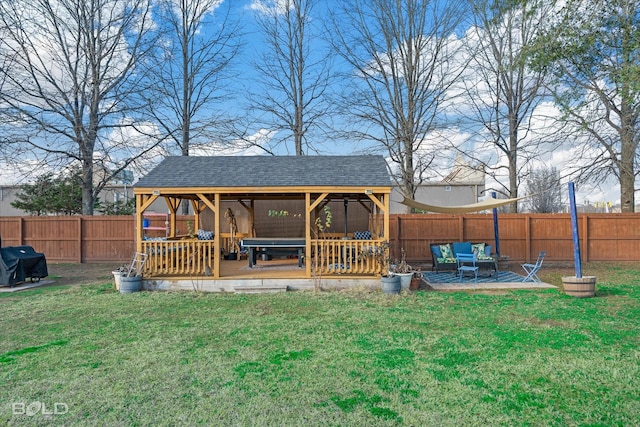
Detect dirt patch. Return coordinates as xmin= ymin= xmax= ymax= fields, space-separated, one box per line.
xmin=47 ymin=263 xmax=116 ymax=287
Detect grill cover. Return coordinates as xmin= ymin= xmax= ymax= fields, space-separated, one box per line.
xmin=0 ymin=246 xmax=48 ymax=286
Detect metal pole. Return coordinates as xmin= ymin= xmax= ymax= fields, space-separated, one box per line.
xmin=568 ymin=182 xmax=583 ymax=278
xmin=492 ymin=192 xmax=501 ymax=257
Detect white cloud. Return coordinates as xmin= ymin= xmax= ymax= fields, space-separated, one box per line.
xmin=0 ymin=159 xmax=54 ymax=185
xmin=248 ymin=0 xmax=292 ymax=16
xmin=167 ymin=0 xmax=223 ymax=18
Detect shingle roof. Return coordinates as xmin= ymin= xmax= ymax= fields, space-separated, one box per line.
xmin=134 ymin=155 xmax=392 ymax=188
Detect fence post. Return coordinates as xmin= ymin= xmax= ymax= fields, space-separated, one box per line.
xmin=525 ymin=215 xmax=531 ymax=262
xmin=19 ymin=217 xmax=24 ymax=246
xmin=77 ymin=217 xmax=82 ymax=263
xmin=582 ymin=214 xmax=589 ymax=262
xmin=395 ymin=216 xmax=402 ymax=257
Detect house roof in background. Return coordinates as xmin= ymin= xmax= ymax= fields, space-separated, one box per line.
xmin=134 ymin=155 xmax=392 ymax=188
xmin=443 ymin=153 xmax=485 ymax=184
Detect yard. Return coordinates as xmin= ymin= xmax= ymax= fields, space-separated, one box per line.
xmin=1 ymin=263 xmax=639 ymax=425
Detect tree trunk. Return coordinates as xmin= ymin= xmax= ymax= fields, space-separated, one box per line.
xmin=619 ymin=85 xmax=637 ymax=213
xmin=508 ymin=136 xmax=518 ymax=213
xmin=619 ymin=139 xmax=635 ymax=212
xmin=82 ymin=159 xmax=94 ymax=215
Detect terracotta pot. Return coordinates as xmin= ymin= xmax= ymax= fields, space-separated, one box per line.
xmin=410 ymin=275 xmax=422 ymax=291
xmin=562 ymin=276 xmax=596 ymax=298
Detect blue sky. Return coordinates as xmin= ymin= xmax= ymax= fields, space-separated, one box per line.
xmin=0 ymin=0 xmax=624 ymax=207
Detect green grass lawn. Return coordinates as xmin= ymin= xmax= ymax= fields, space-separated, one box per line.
xmin=1 ymin=266 xmax=639 ymax=426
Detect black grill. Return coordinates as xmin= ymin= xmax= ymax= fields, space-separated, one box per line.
xmin=1 ymin=240 xmax=48 ymax=287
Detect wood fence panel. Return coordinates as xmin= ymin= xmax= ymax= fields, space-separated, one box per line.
xmin=461 ymin=215 xmax=495 ymax=242
xmin=492 ymin=216 xmax=526 ymax=261
xmin=20 ymin=217 xmax=80 ymax=261
xmin=82 ymin=216 xmax=135 ymax=262
xmin=528 ymin=216 xmax=572 ymax=261
xmin=391 ymin=215 xmax=432 ymax=260
xmin=586 ymin=214 xmax=640 ymax=261
xmin=413 ymin=216 xmax=462 ymax=242
xmin=0 ymin=217 xmax=21 ymax=246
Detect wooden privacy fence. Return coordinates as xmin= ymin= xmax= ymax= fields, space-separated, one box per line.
xmin=0 ymin=216 xmax=136 ymax=263
xmin=389 ymin=213 xmax=640 ymax=263
xmin=1 ymin=213 xmax=640 ymax=264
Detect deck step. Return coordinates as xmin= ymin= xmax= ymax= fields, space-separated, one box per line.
xmin=233 ymin=285 xmax=288 ymax=294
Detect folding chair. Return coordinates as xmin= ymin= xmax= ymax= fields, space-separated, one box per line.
xmin=522 ymin=251 xmax=546 ymax=282
xmin=456 ymin=253 xmax=479 ymax=283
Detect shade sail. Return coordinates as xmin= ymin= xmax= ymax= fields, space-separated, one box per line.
xmin=400 ymin=196 xmax=528 ymax=214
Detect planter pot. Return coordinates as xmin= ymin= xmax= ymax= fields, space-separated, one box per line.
xmin=119 ymin=275 xmax=142 ymax=294
xmin=562 ymin=276 xmax=596 ymax=298
xmin=112 ymin=271 xmax=122 ymax=290
xmin=227 ymin=252 xmax=238 ymax=260
xmin=410 ymin=275 xmax=422 ymax=291
xmin=396 ymin=272 xmax=413 ymax=290
xmin=380 ymin=275 xmax=401 ymax=295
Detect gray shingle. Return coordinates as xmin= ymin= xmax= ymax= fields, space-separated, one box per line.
xmin=134 ymin=155 xmax=392 ymax=188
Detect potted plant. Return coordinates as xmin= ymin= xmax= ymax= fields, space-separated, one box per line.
xmin=115 ymin=252 xmax=146 ymax=293
xmin=410 ymin=269 xmax=423 ymax=291
xmin=116 ymin=265 xmax=143 ymax=293
xmin=359 ymin=241 xmax=400 ymax=294
xmin=393 ymin=248 xmax=414 ymax=290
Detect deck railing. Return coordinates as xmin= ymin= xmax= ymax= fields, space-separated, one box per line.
xmin=143 ymin=240 xmax=215 ymax=276
xmin=311 ymin=239 xmax=385 ymax=275
xmin=142 ymin=238 xmax=386 ymax=277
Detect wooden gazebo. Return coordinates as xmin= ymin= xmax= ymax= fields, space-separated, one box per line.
xmin=133 ymin=155 xmax=392 ymax=289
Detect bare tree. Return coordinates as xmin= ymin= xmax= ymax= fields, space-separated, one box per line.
xmin=0 ymin=0 xmax=159 ymax=214
xmin=248 ymin=0 xmax=333 ymax=155
xmin=460 ymin=0 xmax=557 ymax=212
xmin=150 ymin=0 xmax=241 ymax=157
xmin=525 ymin=166 xmax=563 ymax=213
xmin=530 ymin=0 xmax=640 ymax=212
xmin=329 ymin=0 xmax=467 ymax=206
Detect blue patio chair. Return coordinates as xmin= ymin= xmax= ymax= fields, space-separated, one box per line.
xmin=522 ymin=251 xmax=546 ymax=282
xmin=456 ymin=253 xmax=478 ymax=283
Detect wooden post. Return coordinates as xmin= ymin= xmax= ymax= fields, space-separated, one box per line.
xmin=19 ymin=217 xmax=24 ymax=246
xmin=213 ymin=193 xmax=221 ymax=278
xmin=395 ymin=216 xmax=401 ymax=256
xmin=525 ymin=215 xmax=531 ymax=262
xmin=305 ymin=193 xmax=311 ymax=279
xmin=77 ymin=217 xmax=82 ymax=263
xmin=135 ymin=195 xmax=143 ymax=254
xmin=582 ymin=214 xmax=589 ymax=262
